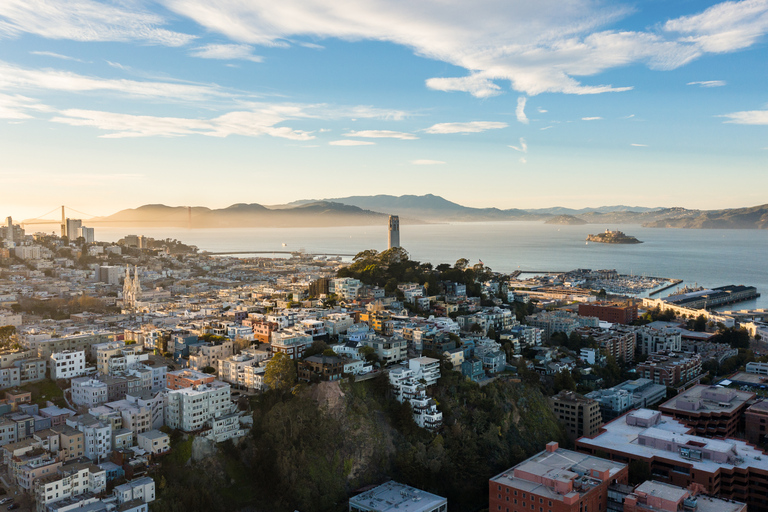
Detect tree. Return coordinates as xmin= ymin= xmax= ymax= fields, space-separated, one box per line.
xmin=263 ymin=353 xmax=297 ymax=392
xmin=359 ymin=345 xmax=379 ymax=365
xmin=201 ymin=366 xmax=216 ymax=374
xmin=0 ymin=326 xmax=16 ymax=345
xmin=303 ymin=340 xmax=331 ymax=359
xmin=469 ymin=323 xmax=483 ymax=334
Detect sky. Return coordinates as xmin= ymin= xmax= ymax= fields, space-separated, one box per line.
xmin=0 ymin=0 xmax=767 ymax=220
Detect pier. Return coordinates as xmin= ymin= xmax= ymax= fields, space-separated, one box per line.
xmin=648 ymin=279 xmax=684 ymax=296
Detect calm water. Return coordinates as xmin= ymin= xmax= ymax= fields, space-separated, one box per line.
xmin=96 ymin=222 xmax=768 ymax=310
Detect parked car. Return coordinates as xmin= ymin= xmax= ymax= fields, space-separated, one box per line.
xmin=7 ymin=503 xmax=19 ymax=510
xmin=0 ymin=498 xmax=12 ymax=505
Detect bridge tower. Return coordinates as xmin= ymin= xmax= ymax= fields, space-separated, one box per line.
xmin=60 ymin=206 xmax=66 ymax=237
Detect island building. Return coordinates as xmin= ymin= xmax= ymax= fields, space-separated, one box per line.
xmin=388 ymin=215 xmax=400 ymax=249
xmin=552 ymin=390 xmax=603 ymax=440
xmin=349 ymin=481 xmax=446 ymax=512
xmin=489 ymin=441 xmax=629 ymax=512
xmin=576 ymin=408 xmax=768 ymax=511
xmin=657 ymin=385 xmax=754 ymax=439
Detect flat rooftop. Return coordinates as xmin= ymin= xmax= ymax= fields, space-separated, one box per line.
xmin=577 ymin=409 xmax=768 ymax=473
xmin=491 ymin=447 xmax=626 ymax=502
xmin=659 ymin=385 xmax=754 ymax=415
xmin=349 ymin=481 xmax=446 ymax=512
xmin=633 ymin=480 xmax=745 ymax=512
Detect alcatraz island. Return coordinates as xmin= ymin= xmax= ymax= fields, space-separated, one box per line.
xmin=587 ymin=228 xmax=643 ymax=244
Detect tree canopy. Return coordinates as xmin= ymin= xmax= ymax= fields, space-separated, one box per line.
xmin=263 ymin=353 xmax=297 ymax=392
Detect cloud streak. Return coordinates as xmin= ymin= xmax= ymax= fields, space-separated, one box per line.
xmin=329 ymin=139 xmax=375 ymax=146
xmin=516 ymin=97 xmax=529 ymax=124
xmin=720 ymin=109 xmax=768 ymax=124
xmin=344 ymin=130 xmax=418 ymax=139
xmin=508 ymin=137 xmax=528 ymax=153
xmin=582 ymin=116 xmax=603 ymax=120
xmin=687 ymin=80 xmax=726 ymax=87
xmin=190 ymin=44 xmax=263 ymax=62
xmin=424 ymin=121 xmax=507 ymax=134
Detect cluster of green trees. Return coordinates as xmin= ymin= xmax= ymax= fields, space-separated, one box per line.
xmin=152 ymin=364 xmax=566 ymax=512
xmin=14 ymin=296 xmax=117 ymax=320
xmin=337 ymin=248 xmax=496 ymax=298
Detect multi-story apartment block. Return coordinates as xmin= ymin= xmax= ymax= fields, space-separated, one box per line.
xmin=614 ymin=480 xmax=746 ymax=512
xmin=658 ymin=385 xmax=754 ymax=438
xmin=575 ymin=326 xmax=636 ymax=363
xmin=525 ymin=310 xmax=599 ymax=341
xmin=587 ymin=379 xmax=667 ymax=421
xmin=66 ymin=414 xmax=112 ymax=462
xmin=635 ymin=351 xmax=702 ymax=387
xmin=361 ymin=335 xmax=407 ymax=365
xmin=298 ymin=355 xmax=345 ymax=382
xmin=328 ymin=277 xmax=363 ymax=300
xmin=638 ymin=326 xmax=682 ymax=355
xmin=34 ymin=460 xmax=107 ymax=512
xmin=270 ymin=329 xmax=312 ymax=360
xmin=576 ymin=409 xmax=768 ymax=512
xmin=490 ymin=442 xmax=629 ymax=512
xmin=71 ymin=378 xmax=109 ymax=407
xmin=188 ymin=340 xmax=234 ymax=371
xmin=50 ymin=425 xmax=85 ymax=461
xmin=49 ymin=350 xmax=86 ymax=380
xmin=94 ymin=341 xmax=126 ymax=374
xmin=164 ymin=381 xmax=233 ymax=432
xmin=389 ymin=358 xmax=442 ymax=430
xmin=30 ymin=333 xmax=112 ymax=360
xmin=136 ymin=430 xmax=170 ymax=456
xmin=552 ymin=390 xmax=603 ymax=440
xmin=114 ymin=476 xmax=156 ymax=504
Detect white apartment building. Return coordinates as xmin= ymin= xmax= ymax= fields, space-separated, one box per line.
xmin=49 ymin=350 xmax=86 ymax=380
xmin=188 ymin=340 xmax=234 ymax=371
xmin=114 ymin=476 xmax=155 ymax=505
xmin=217 ymin=349 xmax=269 ymax=391
xmin=407 ymin=357 xmax=441 ymax=386
xmin=94 ymin=342 xmax=125 ymax=374
xmin=388 ymin=360 xmax=443 ymax=431
xmin=101 ymin=400 xmax=152 ymax=436
xmin=164 ymin=381 xmax=234 ymax=432
xmin=106 ymin=347 xmax=149 ymax=376
xmin=34 ymin=462 xmax=106 ymax=512
xmin=323 ymin=313 xmax=355 ymax=336
xmin=361 ymin=336 xmax=407 ymax=365
xmin=638 ymin=326 xmax=682 ymax=355
xmin=328 ymin=277 xmax=363 ymax=300
xmin=70 ymin=378 xmax=108 ymax=407
xmin=66 ymin=415 xmax=112 ymax=463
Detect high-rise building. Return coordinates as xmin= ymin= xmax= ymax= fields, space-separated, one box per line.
xmin=65 ymin=218 xmax=82 ymax=239
xmin=552 ymin=390 xmax=603 ymax=439
xmin=388 ymin=215 xmax=400 ymax=249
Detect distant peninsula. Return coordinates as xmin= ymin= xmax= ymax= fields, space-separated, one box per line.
xmin=544 ymin=215 xmax=587 ymax=226
xmin=586 ymin=229 xmax=642 ymax=244
xmin=45 ymin=195 xmax=768 ymax=230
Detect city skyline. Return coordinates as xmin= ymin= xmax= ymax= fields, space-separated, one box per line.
xmin=1 ymin=0 xmax=768 ymax=219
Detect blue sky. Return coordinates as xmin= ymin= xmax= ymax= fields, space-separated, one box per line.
xmin=0 ymin=0 xmax=767 ymax=219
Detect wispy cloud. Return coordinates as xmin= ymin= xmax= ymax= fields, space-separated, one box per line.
xmin=344 ymin=130 xmax=418 ymax=140
xmin=516 ymin=97 xmax=529 ymax=124
xmin=508 ymin=137 xmax=528 ymax=153
xmin=424 ymin=121 xmax=507 ymax=134
xmin=0 ymin=0 xmax=194 ymax=46
xmin=537 ymin=107 xmax=548 ymax=113
xmin=631 ymin=143 xmax=648 ymax=147
xmin=411 ymin=159 xmax=445 ymax=165
xmin=0 ymin=92 xmax=52 ymax=119
xmin=540 ymin=125 xmax=553 ymax=130
xmin=687 ymin=80 xmax=726 ymax=87
xmin=622 ymin=114 xmax=635 ymax=119
xmin=582 ymin=116 xmax=603 ymax=121
xmin=163 ymin=0 xmax=768 ymax=97
xmin=519 ymin=157 xmax=527 ymax=164
xmin=720 ymin=109 xmax=768 ymax=125
xmin=329 ymin=140 xmax=375 ymax=146
xmin=190 ymin=44 xmax=263 ymax=63
xmin=30 ymin=51 xmax=88 ymax=63
xmin=51 ymin=108 xmax=316 ymax=140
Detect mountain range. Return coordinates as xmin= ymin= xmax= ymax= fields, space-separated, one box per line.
xmin=80 ymin=195 xmax=768 ymax=229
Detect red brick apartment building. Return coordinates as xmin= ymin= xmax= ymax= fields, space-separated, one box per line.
xmin=745 ymin=400 xmax=768 ymax=446
xmin=576 ymin=409 xmax=768 ymax=511
xmin=578 ymin=302 xmax=638 ymax=325
xmin=658 ymin=385 xmax=754 ymax=438
xmin=490 ymin=442 xmax=629 ymax=512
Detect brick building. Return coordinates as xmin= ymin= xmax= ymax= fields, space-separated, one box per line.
xmin=576 ymin=409 xmax=768 ymax=511
xmin=745 ymin=400 xmax=768 ymax=446
xmin=552 ymin=391 xmax=603 ymax=440
xmin=489 ymin=442 xmax=629 ymax=512
xmin=577 ymin=302 xmax=638 ymax=325
xmin=658 ymin=385 xmax=754 ymax=438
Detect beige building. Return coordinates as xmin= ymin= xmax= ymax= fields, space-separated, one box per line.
xmin=552 ymin=390 xmax=603 ymax=439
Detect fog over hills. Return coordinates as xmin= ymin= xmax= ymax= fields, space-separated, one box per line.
xmin=85 ymin=195 xmax=768 ymax=229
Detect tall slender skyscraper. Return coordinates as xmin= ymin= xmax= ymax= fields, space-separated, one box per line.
xmin=388 ymin=215 xmax=400 ymax=249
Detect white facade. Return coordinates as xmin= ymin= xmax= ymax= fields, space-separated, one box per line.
xmin=136 ymin=430 xmax=170 ymax=455
xmin=34 ymin=463 xmax=107 ymax=512
xmin=328 ymin=278 xmax=363 ymax=300
xmin=164 ymin=381 xmax=234 ymax=432
xmin=115 ymin=477 xmax=156 ymax=504
xmin=71 ymin=378 xmax=109 ymax=407
xmin=66 ymin=415 xmax=112 ymax=463
xmin=49 ymin=350 xmax=86 ymax=380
